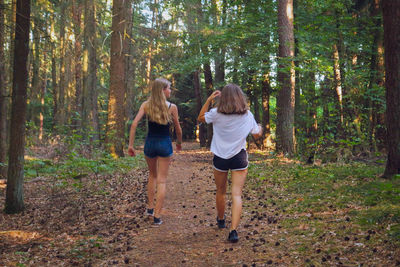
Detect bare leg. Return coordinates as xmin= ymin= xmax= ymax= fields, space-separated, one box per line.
xmin=154 ymin=156 xmax=171 ymax=218
xmin=214 ymin=169 xmax=228 ymax=220
xmin=230 ymin=169 xmax=247 ymax=230
xmin=145 ymin=156 xmax=158 ymax=209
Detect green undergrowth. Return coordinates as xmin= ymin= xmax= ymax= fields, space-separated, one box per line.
xmin=246 ymin=155 xmax=400 ymax=247
xmin=24 ymin=152 xmax=146 ymax=181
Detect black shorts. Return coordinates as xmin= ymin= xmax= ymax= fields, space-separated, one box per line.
xmin=213 ymin=149 xmax=248 ymax=172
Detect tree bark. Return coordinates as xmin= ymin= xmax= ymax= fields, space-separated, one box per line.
xmin=106 ymin=0 xmax=126 ymax=157
xmin=125 ymin=0 xmax=135 ymax=123
xmin=211 ymin=0 xmax=226 ymax=88
xmin=369 ymin=0 xmax=385 ymax=150
xmin=382 ymin=0 xmax=400 ymax=178
xmin=276 ymin=0 xmax=296 ymax=155
xmin=261 ymin=71 xmax=272 ymax=148
xmin=72 ymin=0 xmax=83 ymax=130
xmin=5 ymin=0 xmax=31 ymax=214
xmin=83 ymin=0 xmax=99 ymax=143
xmin=56 ymin=3 xmax=66 ymax=127
xmin=0 ymin=0 xmax=8 ymax=179
xmin=193 ymin=71 xmax=206 ymax=147
xmin=332 ymin=43 xmax=344 ymax=136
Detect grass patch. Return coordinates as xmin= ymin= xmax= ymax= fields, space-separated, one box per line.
xmin=24 ymin=153 xmax=146 ymax=180
xmin=246 ymin=157 xmax=400 ymax=246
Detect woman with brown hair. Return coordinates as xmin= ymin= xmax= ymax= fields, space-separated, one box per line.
xmin=128 ymin=78 xmax=182 ymax=225
xmin=198 ymin=83 xmax=262 ymax=243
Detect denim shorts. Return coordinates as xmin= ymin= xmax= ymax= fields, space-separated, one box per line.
xmin=213 ymin=149 xmax=248 ymax=172
xmin=144 ymin=136 xmax=173 ymax=158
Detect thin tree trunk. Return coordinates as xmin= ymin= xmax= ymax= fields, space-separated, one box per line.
xmin=306 ymin=70 xmax=318 ymax=164
xmin=0 ymin=0 xmax=8 ymax=179
xmin=382 ymin=0 xmax=400 ymax=178
xmin=204 ymin=62 xmax=213 ymax=147
xmin=369 ymin=0 xmax=385 ymax=150
xmin=106 ymin=0 xmax=126 ymax=157
xmin=30 ymin=19 xmax=40 ymax=125
xmin=84 ymin=0 xmax=99 ymax=143
xmin=39 ymin=60 xmax=47 ymax=141
xmin=72 ymin=0 xmax=83 ymax=130
xmin=276 ymin=0 xmax=295 ymax=155
xmin=212 ymin=0 xmax=226 ymax=88
xmin=125 ymin=0 xmax=135 ymax=122
xmin=51 ymin=44 xmax=58 ymax=129
xmin=57 ymin=3 xmax=66 ymax=127
xmin=5 ymin=0 xmax=31 ymax=214
xmin=261 ymin=71 xmax=272 ymax=148
xmin=332 ymin=43 xmax=344 ymax=135
xmin=194 ymin=71 xmax=206 ymax=147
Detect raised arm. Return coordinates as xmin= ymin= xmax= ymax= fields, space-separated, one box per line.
xmin=197 ymin=90 xmax=221 ymax=123
xmin=128 ymin=102 xmax=146 ymax=156
xmin=170 ymin=104 xmax=183 ymax=152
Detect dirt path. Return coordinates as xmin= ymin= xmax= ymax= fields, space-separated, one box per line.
xmin=115 ymin=143 xmax=267 ymax=266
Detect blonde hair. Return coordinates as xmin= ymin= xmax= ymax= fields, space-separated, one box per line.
xmin=145 ymin=78 xmax=171 ymax=124
xmin=217 ymin=83 xmax=248 ymax=115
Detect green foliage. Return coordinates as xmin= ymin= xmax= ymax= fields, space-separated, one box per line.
xmin=24 ymin=150 xmax=146 ymax=186
xmin=247 ymin=157 xmax=399 ymax=242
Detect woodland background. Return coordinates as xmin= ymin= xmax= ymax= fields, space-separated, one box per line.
xmin=0 ymin=0 xmax=399 ymax=212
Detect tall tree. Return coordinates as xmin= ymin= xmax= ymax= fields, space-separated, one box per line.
xmin=0 ymin=0 xmax=7 ymax=179
xmin=56 ymin=2 xmax=67 ymax=127
xmin=276 ymin=0 xmax=296 ymax=155
xmin=83 ymin=0 xmax=99 ymax=143
xmin=72 ymin=0 xmax=83 ymax=130
xmin=382 ymin=0 xmax=400 ymax=178
xmin=5 ymin=0 xmax=31 ymax=213
xmin=106 ymin=0 xmax=127 ymax=157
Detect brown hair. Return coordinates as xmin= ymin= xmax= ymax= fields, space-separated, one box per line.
xmin=217 ymin=83 xmax=248 ymax=115
xmin=145 ymin=78 xmax=171 ymax=124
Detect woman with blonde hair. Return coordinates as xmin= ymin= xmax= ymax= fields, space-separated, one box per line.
xmin=198 ymin=83 xmax=262 ymax=242
xmin=128 ymin=78 xmax=182 ymax=225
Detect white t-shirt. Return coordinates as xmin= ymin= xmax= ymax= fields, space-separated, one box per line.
xmin=204 ymin=108 xmax=261 ymax=159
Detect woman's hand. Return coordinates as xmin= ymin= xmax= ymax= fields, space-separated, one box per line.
xmin=207 ymin=90 xmax=221 ymax=102
xmin=128 ymin=146 xmax=136 ymax=157
xmin=176 ymin=143 xmax=182 ymax=152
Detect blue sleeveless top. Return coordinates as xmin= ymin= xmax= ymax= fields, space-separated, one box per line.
xmin=147 ymin=103 xmax=171 ymax=138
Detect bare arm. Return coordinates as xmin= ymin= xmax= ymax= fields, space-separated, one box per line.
xmin=128 ymin=102 xmax=146 ymax=156
xmin=197 ymin=90 xmax=221 ymax=123
xmin=170 ymin=104 xmax=183 ymax=151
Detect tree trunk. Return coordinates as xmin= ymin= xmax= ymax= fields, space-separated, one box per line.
xmin=72 ymin=0 xmax=83 ymax=130
xmin=369 ymin=0 xmax=385 ymax=150
xmin=106 ymin=0 xmax=126 ymax=158
xmin=204 ymin=62 xmax=214 ymax=147
xmin=125 ymin=0 xmax=135 ymax=123
xmin=30 ymin=19 xmax=40 ymax=125
xmin=276 ymin=0 xmax=295 ymax=156
xmin=261 ymin=71 xmax=272 ymax=148
xmin=57 ymin=3 xmax=66 ymax=127
xmin=83 ymin=0 xmax=99 ymax=143
xmin=332 ymin=43 xmax=344 ymax=136
xmin=51 ymin=44 xmax=58 ymax=130
xmin=0 ymin=0 xmax=8 ymax=179
xmin=306 ymin=70 xmax=318 ymax=164
xmin=382 ymin=0 xmax=400 ymax=178
xmin=5 ymin=0 xmax=31 ymax=214
xmin=194 ymin=71 xmax=206 ymax=147
xmin=212 ymin=0 xmax=226 ymax=88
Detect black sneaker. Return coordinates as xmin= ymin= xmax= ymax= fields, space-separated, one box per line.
xmin=145 ymin=208 xmax=154 ymax=216
xmin=153 ymin=217 xmax=163 ymax=225
xmin=216 ymin=216 xmax=226 ymax=229
xmin=228 ymin=230 xmax=239 ymax=243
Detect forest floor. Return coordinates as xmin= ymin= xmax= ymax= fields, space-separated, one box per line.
xmin=0 ymin=142 xmax=399 ymax=266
